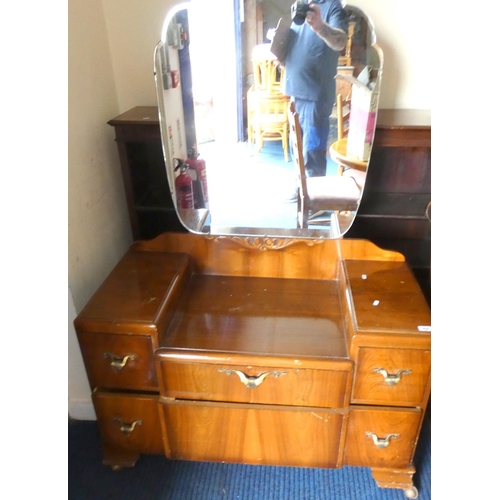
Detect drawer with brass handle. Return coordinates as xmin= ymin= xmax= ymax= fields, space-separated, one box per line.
xmin=351 ymin=347 xmax=430 ymax=406
xmin=92 ymin=391 xmax=164 ymax=456
xmin=156 ymin=351 xmax=354 ymax=408
xmin=343 ymin=407 xmax=421 ymax=468
xmin=78 ymin=332 xmax=158 ymax=391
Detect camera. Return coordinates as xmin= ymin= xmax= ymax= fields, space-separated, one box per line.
xmin=291 ymin=1 xmax=312 ymax=25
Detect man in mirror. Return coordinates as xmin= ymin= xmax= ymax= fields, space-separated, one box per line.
xmin=283 ymin=0 xmax=347 ymax=198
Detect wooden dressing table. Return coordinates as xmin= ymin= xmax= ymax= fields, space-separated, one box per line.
xmin=75 ymin=232 xmax=430 ymax=499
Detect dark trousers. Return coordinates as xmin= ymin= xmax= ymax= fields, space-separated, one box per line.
xmin=293 ymin=98 xmax=333 ymax=177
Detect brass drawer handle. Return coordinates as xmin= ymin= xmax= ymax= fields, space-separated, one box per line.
xmin=365 ymin=431 xmax=399 ymax=449
xmin=103 ymin=353 xmax=137 ymax=370
xmin=373 ymin=368 xmax=412 ymax=386
xmin=217 ymin=368 xmax=288 ymax=389
xmin=113 ymin=418 xmax=142 ymax=436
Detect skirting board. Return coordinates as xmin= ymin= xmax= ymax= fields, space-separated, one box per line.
xmin=69 ymin=399 xmax=97 ymax=420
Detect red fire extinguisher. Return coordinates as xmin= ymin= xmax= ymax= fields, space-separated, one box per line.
xmin=174 ymin=158 xmax=194 ymax=209
xmin=185 ymin=147 xmax=209 ymax=208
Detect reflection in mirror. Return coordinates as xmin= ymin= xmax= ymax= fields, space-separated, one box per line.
xmin=154 ymin=1 xmax=383 ymax=239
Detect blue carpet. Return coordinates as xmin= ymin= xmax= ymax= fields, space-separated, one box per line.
xmin=68 ymin=409 xmax=430 ymax=500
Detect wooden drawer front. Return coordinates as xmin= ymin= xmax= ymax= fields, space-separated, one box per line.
xmin=161 ymin=400 xmax=345 ymax=468
xmin=93 ymin=392 xmax=164 ymax=454
xmin=343 ymin=407 xmax=421 ymax=468
xmin=352 ymin=348 xmax=430 ymax=406
xmin=159 ymin=361 xmax=351 ymax=408
xmin=78 ymin=332 xmax=157 ymax=391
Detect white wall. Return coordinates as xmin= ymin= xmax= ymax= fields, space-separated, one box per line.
xmin=101 ymin=0 xmax=176 ymax=111
xmin=354 ymin=0 xmax=432 ymax=109
xmin=68 ymin=0 xmax=133 ymax=418
xmin=68 ymin=0 xmax=431 ymax=419
xmin=101 ymin=0 xmax=431 ymax=112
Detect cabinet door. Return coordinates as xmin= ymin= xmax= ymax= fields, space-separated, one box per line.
xmin=344 ymin=407 xmax=421 ymax=468
xmin=161 ymin=400 xmax=346 ymax=468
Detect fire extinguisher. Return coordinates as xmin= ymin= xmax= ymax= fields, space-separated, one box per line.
xmin=185 ymin=147 xmax=209 ymax=208
xmin=174 ymin=158 xmax=194 ymax=209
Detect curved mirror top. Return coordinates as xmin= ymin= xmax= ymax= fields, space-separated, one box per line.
xmin=154 ymin=1 xmax=383 ymax=239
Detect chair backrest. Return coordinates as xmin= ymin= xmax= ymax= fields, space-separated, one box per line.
xmin=336 ymin=93 xmax=351 ymax=141
xmin=288 ymin=102 xmax=308 ymax=198
xmin=252 ymin=44 xmax=284 ymax=94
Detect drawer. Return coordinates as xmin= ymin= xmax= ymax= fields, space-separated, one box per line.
xmin=343 ymin=407 xmax=421 ymax=468
xmin=93 ymin=391 xmax=164 ymax=455
xmin=157 ymin=354 xmax=353 ymax=408
xmin=161 ymin=399 xmax=346 ymax=468
xmin=78 ymin=332 xmax=157 ymax=391
xmin=352 ymin=347 xmax=430 ymax=406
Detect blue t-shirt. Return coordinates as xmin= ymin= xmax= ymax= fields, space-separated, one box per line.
xmin=284 ymin=0 xmax=347 ymax=103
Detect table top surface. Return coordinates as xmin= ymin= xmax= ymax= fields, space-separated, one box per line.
xmin=329 ymin=138 xmax=368 ymax=170
xmin=108 ymin=107 xmax=431 ymax=130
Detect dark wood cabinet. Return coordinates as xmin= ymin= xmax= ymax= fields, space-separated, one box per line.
xmin=108 ymin=106 xmax=187 ymax=240
xmin=346 ymin=109 xmax=431 ymax=303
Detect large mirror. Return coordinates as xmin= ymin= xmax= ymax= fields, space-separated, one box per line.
xmin=154 ymin=1 xmax=383 ymax=239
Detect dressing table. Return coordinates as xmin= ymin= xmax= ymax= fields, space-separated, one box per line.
xmin=75 ymin=232 xmax=430 ymax=499
xmin=74 ymin=3 xmax=430 ymax=498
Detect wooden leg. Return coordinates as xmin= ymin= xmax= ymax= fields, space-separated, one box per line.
xmin=101 ymin=443 xmax=141 ymax=470
xmin=371 ymin=465 xmax=418 ymax=498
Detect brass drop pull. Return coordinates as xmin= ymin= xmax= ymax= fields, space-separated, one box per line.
xmin=365 ymin=431 xmax=399 ymax=449
xmin=217 ymin=368 xmax=288 ymax=388
xmin=113 ymin=418 xmax=142 ymax=436
xmin=373 ymin=368 xmax=412 ymax=386
xmin=103 ymin=353 xmax=136 ymax=370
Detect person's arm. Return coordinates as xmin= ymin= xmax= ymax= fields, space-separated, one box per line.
xmin=306 ymin=3 xmax=347 ymax=51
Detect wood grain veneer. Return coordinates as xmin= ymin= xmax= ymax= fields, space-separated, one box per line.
xmin=93 ymin=391 xmax=165 ymax=456
xmin=160 ymin=274 xmax=348 ymax=358
xmin=158 ymin=359 xmax=353 ymax=407
xmin=351 ymin=347 xmax=431 ymax=407
xmin=74 ymin=250 xmax=192 ymax=337
xmin=78 ymin=332 xmax=157 ymax=391
xmin=343 ymin=406 xmax=422 ymax=468
xmin=161 ymin=400 xmax=347 ymax=468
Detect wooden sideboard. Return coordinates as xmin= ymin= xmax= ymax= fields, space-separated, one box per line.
xmin=74 ymin=232 xmax=430 ymax=499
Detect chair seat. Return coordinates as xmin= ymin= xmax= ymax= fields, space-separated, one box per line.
xmin=306 ymin=175 xmax=361 ymax=211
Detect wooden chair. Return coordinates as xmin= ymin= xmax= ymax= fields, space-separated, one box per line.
xmin=248 ymin=91 xmax=290 ymax=161
xmin=251 ymin=44 xmax=285 ymax=95
xmin=288 ymin=102 xmax=361 ymax=229
xmin=247 ymin=44 xmax=289 ymax=159
xmin=330 ymin=93 xmax=368 ymax=185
